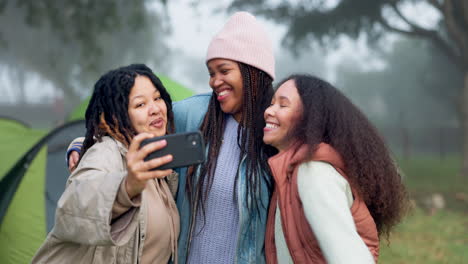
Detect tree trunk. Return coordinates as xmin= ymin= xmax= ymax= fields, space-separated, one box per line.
xmin=462 ymin=70 xmax=468 ymax=176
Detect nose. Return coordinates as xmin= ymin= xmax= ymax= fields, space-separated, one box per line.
xmin=264 ymin=105 xmax=275 ymax=120
xmin=210 ymin=74 xmax=223 ymax=88
xmin=148 ymin=100 xmax=161 ymax=115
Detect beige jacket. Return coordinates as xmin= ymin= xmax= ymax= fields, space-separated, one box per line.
xmin=31 ymin=136 xmax=179 ymax=264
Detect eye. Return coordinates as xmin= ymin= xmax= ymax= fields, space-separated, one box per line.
xmin=221 ymin=69 xmax=229 ymax=74
xmin=136 ymin=103 xmax=144 ymax=108
xmin=154 ymin=96 xmax=162 ymax=101
xmin=209 ymin=72 xmax=215 ymax=78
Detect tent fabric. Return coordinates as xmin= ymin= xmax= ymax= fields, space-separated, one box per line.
xmin=0 ymin=120 xmax=85 ymax=264
xmin=0 ymin=115 xmax=30 ymax=129
xmin=0 ymin=117 xmax=45 ymax=178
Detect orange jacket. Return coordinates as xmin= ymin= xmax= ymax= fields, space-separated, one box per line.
xmin=265 ymin=143 xmax=379 ymax=263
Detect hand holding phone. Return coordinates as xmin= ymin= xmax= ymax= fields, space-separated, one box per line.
xmin=140 ymin=131 xmax=205 ymax=170
xmin=126 ymin=133 xmax=174 ymax=198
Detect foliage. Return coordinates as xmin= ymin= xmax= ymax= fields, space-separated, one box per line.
xmin=229 ymin=0 xmax=465 ymax=69
xmin=229 ymin=0 xmax=468 ymax=174
xmin=0 ymin=0 xmax=170 ymax=111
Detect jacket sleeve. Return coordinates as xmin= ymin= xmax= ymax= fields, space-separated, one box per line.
xmin=297 ymin=161 xmax=375 ymax=264
xmin=172 ymin=93 xmax=211 ymax=133
xmin=52 ymin=140 xmax=140 ymax=247
xmin=65 ymin=137 xmax=84 ymax=165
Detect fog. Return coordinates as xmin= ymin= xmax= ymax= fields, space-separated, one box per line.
xmin=0 ymin=0 xmax=461 ymax=158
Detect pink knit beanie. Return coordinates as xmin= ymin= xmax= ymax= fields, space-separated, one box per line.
xmin=206 ymin=11 xmax=275 ymax=80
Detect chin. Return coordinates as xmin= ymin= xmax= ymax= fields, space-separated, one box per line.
xmin=220 ymin=106 xmax=232 ymax=114
xmin=153 ymin=131 xmax=166 ymax=137
xmin=263 ymin=137 xmax=273 ymax=146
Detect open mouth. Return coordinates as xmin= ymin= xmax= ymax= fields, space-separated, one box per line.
xmin=216 ymin=88 xmax=231 ymax=101
xmin=264 ymin=122 xmax=279 ymax=131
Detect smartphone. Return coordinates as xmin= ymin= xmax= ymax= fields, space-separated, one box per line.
xmin=140 ymin=131 xmax=205 ymax=170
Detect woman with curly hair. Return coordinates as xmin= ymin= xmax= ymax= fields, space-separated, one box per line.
xmin=262 ymin=74 xmax=408 ymax=263
xmin=33 ymin=64 xmax=179 ymax=263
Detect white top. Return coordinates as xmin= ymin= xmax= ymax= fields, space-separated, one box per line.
xmin=275 ymin=161 xmax=375 ymax=264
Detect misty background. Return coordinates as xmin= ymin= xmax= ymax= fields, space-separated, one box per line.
xmin=0 ymin=0 xmax=462 ymax=160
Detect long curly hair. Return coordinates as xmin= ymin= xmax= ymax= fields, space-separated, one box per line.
xmin=187 ymin=62 xmax=276 ymax=220
xmin=283 ymin=74 xmax=408 ymax=239
xmin=79 ymin=64 xmax=174 ymax=163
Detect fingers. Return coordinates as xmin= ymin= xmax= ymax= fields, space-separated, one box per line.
xmin=125 ymin=133 xmax=174 ymax=198
xmin=143 ymin=154 xmax=173 ymax=171
xmin=128 ymin=133 xmax=154 ymax=154
xmin=129 ymin=153 xmax=172 ymax=173
xmin=68 ymin=151 xmax=80 ymax=172
xmin=136 ymin=139 xmax=168 ymax=162
xmin=135 ymin=168 xmax=174 ymax=181
xmin=128 ymin=133 xmax=168 ymax=162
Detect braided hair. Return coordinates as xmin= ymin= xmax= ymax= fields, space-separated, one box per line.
xmin=78 ymin=64 xmax=174 ymax=164
xmin=187 ymin=62 xmax=276 ymax=220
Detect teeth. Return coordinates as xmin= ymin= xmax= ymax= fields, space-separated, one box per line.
xmin=265 ymin=123 xmax=278 ymax=129
xmin=218 ymin=90 xmax=229 ymax=97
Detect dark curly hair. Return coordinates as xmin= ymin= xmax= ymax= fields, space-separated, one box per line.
xmin=187 ymin=62 xmax=276 ymax=220
xmin=282 ymin=74 xmax=408 ymax=239
xmin=79 ymin=64 xmax=174 ymax=163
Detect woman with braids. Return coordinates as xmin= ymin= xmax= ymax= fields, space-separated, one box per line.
xmin=33 ymin=64 xmax=180 ymax=263
xmin=262 ymin=74 xmax=409 ymax=264
xmin=172 ymin=12 xmax=276 ymax=263
xmin=67 ymin=12 xmax=276 ymax=263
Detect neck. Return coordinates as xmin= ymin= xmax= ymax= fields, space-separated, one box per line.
xmin=233 ymin=112 xmax=242 ymax=123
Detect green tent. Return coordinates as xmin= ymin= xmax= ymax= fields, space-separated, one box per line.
xmin=0 ymin=120 xmax=86 ymax=263
xmin=68 ymin=74 xmax=194 ymax=121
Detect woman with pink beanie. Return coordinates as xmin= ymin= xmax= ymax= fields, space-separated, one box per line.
xmin=172 ymin=11 xmax=276 ymax=263
xmin=66 ymin=12 xmax=275 ymax=263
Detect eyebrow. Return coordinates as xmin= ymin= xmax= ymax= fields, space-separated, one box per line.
xmin=208 ymin=63 xmax=231 ymax=71
xmin=130 ymin=91 xmax=160 ymax=101
xmin=278 ymin=95 xmax=290 ymax=102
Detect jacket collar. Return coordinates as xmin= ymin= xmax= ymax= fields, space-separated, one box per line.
xmin=268 ymin=142 xmax=345 ymax=185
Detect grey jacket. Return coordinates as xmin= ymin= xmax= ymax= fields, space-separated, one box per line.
xmin=32 ymin=136 xmax=178 ymax=264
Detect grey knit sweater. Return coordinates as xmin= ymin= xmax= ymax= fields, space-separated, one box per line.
xmin=187 ymin=115 xmax=241 ymax=263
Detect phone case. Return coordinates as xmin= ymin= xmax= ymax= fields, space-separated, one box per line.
xmin=140 ymin=131 xmax=205 ymax=170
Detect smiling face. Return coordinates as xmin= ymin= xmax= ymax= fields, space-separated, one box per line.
xmin=207 ymin=58 xmax=244 ymax=122
xmin=128 ymin=75 xmax=167 ymax=136
xmin=263 ymin=79 xmax=303 ymax=152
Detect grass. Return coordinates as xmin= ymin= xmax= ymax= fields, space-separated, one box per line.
xmin=380 ymin=208 xmax=467 ymax=263
xmin=399 ymin=156 xmax=468 ymax=211
xmin=379 ymin=156 xmax=468 ymax=263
